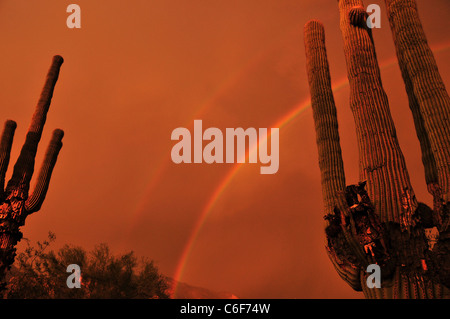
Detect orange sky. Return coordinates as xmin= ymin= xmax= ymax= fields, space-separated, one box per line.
xmin=0 ymin=0 xmax=449 ymax=298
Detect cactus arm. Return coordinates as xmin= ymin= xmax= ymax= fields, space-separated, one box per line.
xmin=0 ymin=120 xmax=17 ymax=199
xmin=25 ymin=129 xmax=64 ymax=214
xmin=6 ymin=55 xmax=64 ymax=195
xmin=304 ymin=20 xmax=347 ymax=217
xmin=337 ymin=0 xmax=416 ymax=225
xmin=326 ymin=245 xmax=362 ymax=291
xmin=384 ymin=0 xmax=450 ymax=200
xmin=304 ymin=20 xmax=371 ymax=290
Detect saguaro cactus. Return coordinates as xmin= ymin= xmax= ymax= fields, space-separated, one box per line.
xmin=0 ymin=55 xmax=64 ymax=290
xmin=305 ymin=0 xmax=449 ymax=298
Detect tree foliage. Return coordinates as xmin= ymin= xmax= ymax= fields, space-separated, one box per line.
xmin=2 ymin=232 xmax=170 ymax=299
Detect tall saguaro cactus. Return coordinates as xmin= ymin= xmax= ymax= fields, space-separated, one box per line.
xmin=305 ymin=1 xmax=449 ymax=298
xmin=0 ymin=55 xmax=64 ymax=290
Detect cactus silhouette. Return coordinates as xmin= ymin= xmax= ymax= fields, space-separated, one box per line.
xmin=0 ymin=56 xmax=64 ymax=290
xmin=305 ymin=0 xmax=449 ymax=298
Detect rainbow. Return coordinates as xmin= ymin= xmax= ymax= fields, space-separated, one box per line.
xmin=171 ymin=42 xmax=450 ymax=295
xmin=170 ymin=79 xmax=349 ymax=295
xmin=124 ymin=25 xmax=302 ymax=237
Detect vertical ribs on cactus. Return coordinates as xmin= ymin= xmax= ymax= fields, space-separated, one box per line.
xmin=305 ymin=0 xmax=450 ymax=298
xmin=0 ymin=55 xmax=64 ymax=290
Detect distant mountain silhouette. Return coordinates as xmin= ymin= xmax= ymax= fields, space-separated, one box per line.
xmin=166 ymin=278 xmax=238 ymax=299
